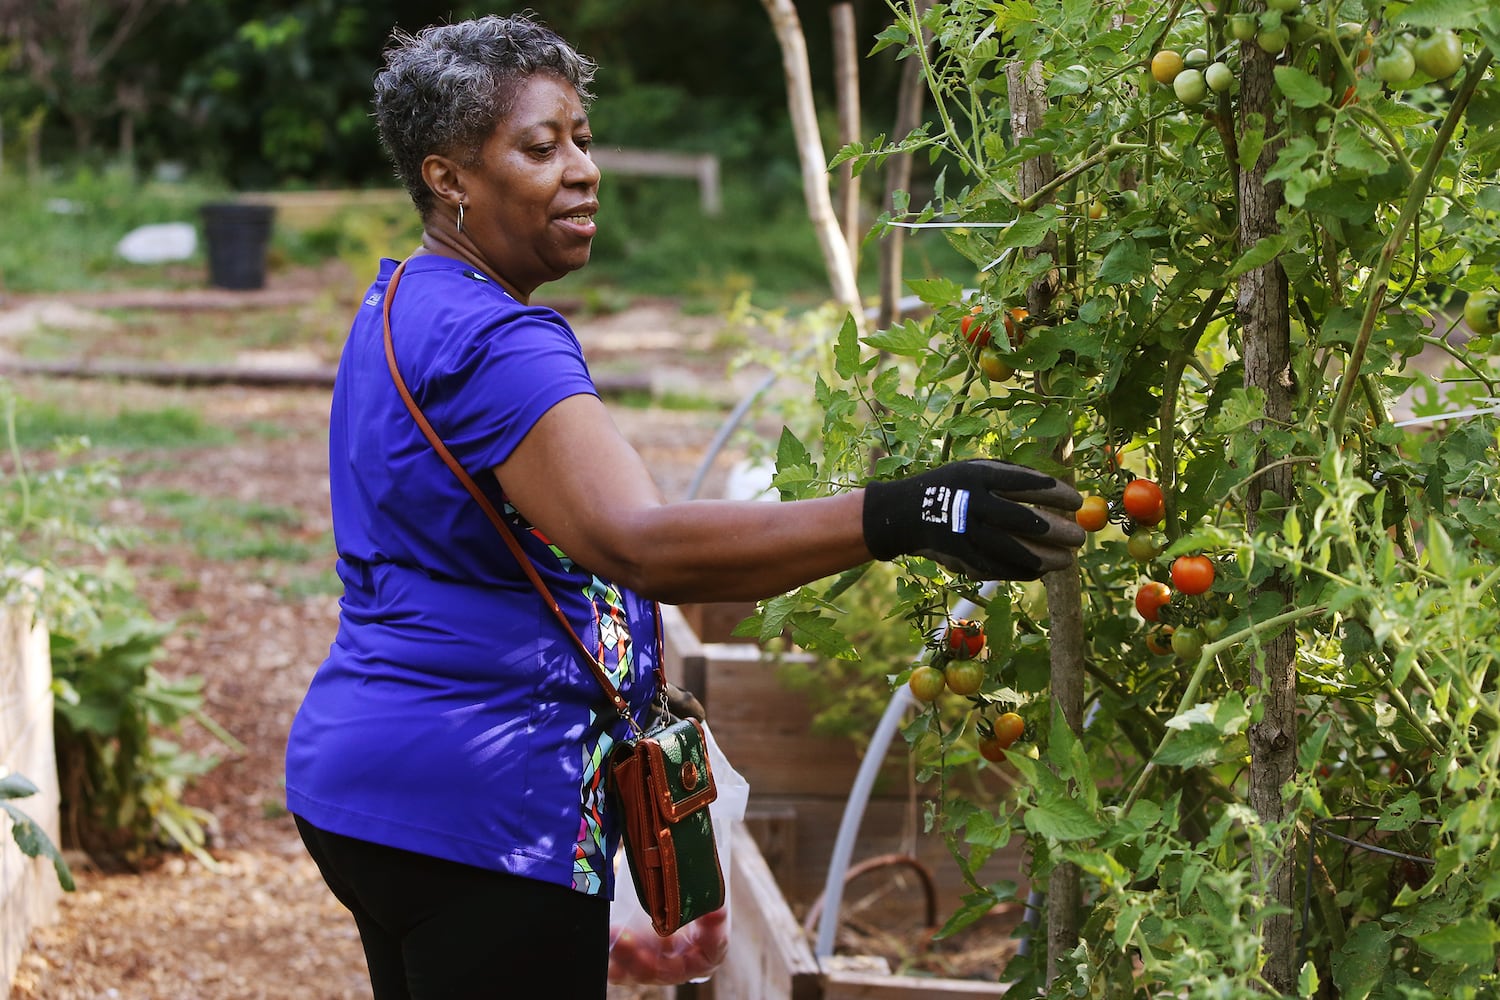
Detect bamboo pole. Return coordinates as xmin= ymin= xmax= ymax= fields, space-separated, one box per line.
xmin=831 ymin=3 xmax=861 ymax=273
xmin=758 ymin=0 xmax=866 ymax=335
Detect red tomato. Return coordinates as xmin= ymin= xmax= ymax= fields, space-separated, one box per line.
xmin=1122 ymin=478 xmax=1165 ymax=525
xmin=960 ymin=305 xmax=991 ymax=347
xmin=908 ymin=665 xmax=946 ymax=702
xmin=1135 ymin=581 xmax=1172 ymax=622
xmin=1145 ymin=624 xmax=1176 ymax=656
xmin=944 ymin=660 xmax=985 ymax=696
xmin=1171 ymin=555 xmax=1216 ymax=596
xmin=1076 ymin=495 xmax=1110 ymax=532
xmin=946 ymin=619 xmax=986 ymax=659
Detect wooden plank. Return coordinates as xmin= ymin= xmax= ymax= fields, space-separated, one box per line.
xmin=715 ymin=822 xmax=823 ymax=1000
xmin=702 ymin=646 xmax=906 ymax=799
xmin=593 ymin=149 xmax=721 ymax=215
xmin=660 ymin=603 xmax=708 ymax=707
xmin=821 ymin=970 xmax=1009 ymax=998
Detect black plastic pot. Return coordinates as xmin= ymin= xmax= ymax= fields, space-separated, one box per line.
xmin=200 ymin=202 xmax=276 ymax=290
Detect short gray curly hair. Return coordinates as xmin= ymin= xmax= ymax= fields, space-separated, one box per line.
xmin=373 ymin=14 xmax=597 ymax=218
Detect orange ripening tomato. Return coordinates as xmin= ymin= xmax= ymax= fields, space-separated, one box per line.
xmin=1122 ymin=478 xmax=1165 ymax=525
xmin=1076 ymin=495 xmax=1110 ymax=532
xmin=1135 ymin=581 xmax=1172 ymax=622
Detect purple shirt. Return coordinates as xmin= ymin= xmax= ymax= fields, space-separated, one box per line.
xmin=285 ymin=255 xmax=658 ymax=897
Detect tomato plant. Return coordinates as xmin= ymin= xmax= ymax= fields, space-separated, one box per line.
xmin=1076 ymin=495 xmax=1110 ymax=532
xmin=1170 ymin=555 xmax=1216 ymax=596
xmin=1134 ymin=581 xmax=1172 ymax=622
xmin=765 ymin=1 xmax=1500 ymax=993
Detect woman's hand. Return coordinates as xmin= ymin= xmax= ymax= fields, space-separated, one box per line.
xmin=862 ymin=460 xmax=1086 ymax=579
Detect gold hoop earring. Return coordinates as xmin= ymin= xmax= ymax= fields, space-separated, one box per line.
xmin=456 ymin=203 xmax=465 ymax=234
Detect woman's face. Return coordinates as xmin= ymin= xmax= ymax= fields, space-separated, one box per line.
xmin=459 ymin=73 xmax=599 ymax=300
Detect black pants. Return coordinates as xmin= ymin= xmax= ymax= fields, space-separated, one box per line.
xmin=295 ymin=816 xmax=610 ymax=999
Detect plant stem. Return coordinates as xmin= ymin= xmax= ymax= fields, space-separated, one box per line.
xmin=1328 ymin=47 xmax=1494 ymax=435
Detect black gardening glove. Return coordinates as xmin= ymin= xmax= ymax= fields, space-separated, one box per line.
xmin=862 ymin=460 xmax=1086 ymax=580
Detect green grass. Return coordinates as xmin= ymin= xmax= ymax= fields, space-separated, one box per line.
xmin=134 ymin=486 xmax=328 ymax=563
xmin=7 ymin=398 xmax=233 ymax=451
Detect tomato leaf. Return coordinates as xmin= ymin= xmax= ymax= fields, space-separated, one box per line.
xmin=1377 ymin=791 xmax=1423 ymax=832
xmin=1023 ymin=790 xmax=1105 ymax=842
xmin=862 ymin=319 xmax=935 ymax=358
xmin=1274 ymin=66 xmax=1332 ymax=108
xmin=0 ymin=802 xmax=75 ymax=892
xmin=1334 ymin=923 xmax=1394 ymax=1000
xmin=1226 ymin=234 xmax=1289 ymax=278
xmin=1415 ymin=916 xmax=1500 ymax=966
xmin=1095 ymin=238 xmax=1150 ymax=285
xmin=1394 ymin=0 xmax=1484 ymax=30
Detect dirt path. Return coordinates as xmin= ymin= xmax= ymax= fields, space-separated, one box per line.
xmin=6 ymin=290 xmax=759 ymax=999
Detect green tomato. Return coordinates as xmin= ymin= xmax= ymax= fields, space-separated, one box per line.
xmin=1171 ymin=626 xmax=1205 ymax=662
xmin=1185 ymin=47 xmax=1210 ymax=68
xmin=1414 ymin=29 xmax=1464 ymax=79
xmin=1465 ymin=290 xmax=1500 ymax=336
xmin=1375 ymin=47 xmax=1416 ymax=85
xmin=1205 ymin=62 xmax=1234 ymax=93
xmin=1202 ymin=616 xmax=1230 ymax=640
xmin=1173 ymin=68 xmax=1208 ymax=105
xmin=1228 ymin=13 xmax=1257 ymax=41
xmin=1289 ymin=17 xmax=1319 ymax=45
xmin=1257 ymin=25 xmax=1291 ymax=54
xmin=1127 ymin=529 xmax=1163 ymax=563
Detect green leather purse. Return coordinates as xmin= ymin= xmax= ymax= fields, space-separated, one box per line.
xmin=608 ymin=713 xmax=725 ymax=936
xmin=382 ymin=257 xmax=725 ymax=938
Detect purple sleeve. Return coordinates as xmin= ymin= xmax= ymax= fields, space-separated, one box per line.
xmin=419 ymin=308 xmax=599 ymax=474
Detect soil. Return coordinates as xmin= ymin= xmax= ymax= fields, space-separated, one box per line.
xmin=2 ymin=267 xmax=755 ymax=1000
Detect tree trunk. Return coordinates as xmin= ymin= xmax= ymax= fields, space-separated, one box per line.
xmin=1236 ymin=25 xmax=1299 ymax=995
xmin=759 ymin=0 xmax=866 ymax=335
xmin=1006 ymin=58 xmax=1081 ymax=982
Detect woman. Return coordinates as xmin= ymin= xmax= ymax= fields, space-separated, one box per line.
xmin=285 ymin=13 xmax=1085 ymax=999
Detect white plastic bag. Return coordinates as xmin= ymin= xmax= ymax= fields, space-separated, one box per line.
xmin=607 ymin=722 xmax=749 ymax=985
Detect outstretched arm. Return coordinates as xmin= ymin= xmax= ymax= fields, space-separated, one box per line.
xmin=495 ymin=393 xmax=1084 ymax=604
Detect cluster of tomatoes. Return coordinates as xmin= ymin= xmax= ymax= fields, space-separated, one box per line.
xmin=1076 ymin=475 xmax=1228 ymax=662
xmin=961 ymin=303 xmax=1029 ymax=383
xmin=906 ymin=617 xmax=1028 ymax=761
